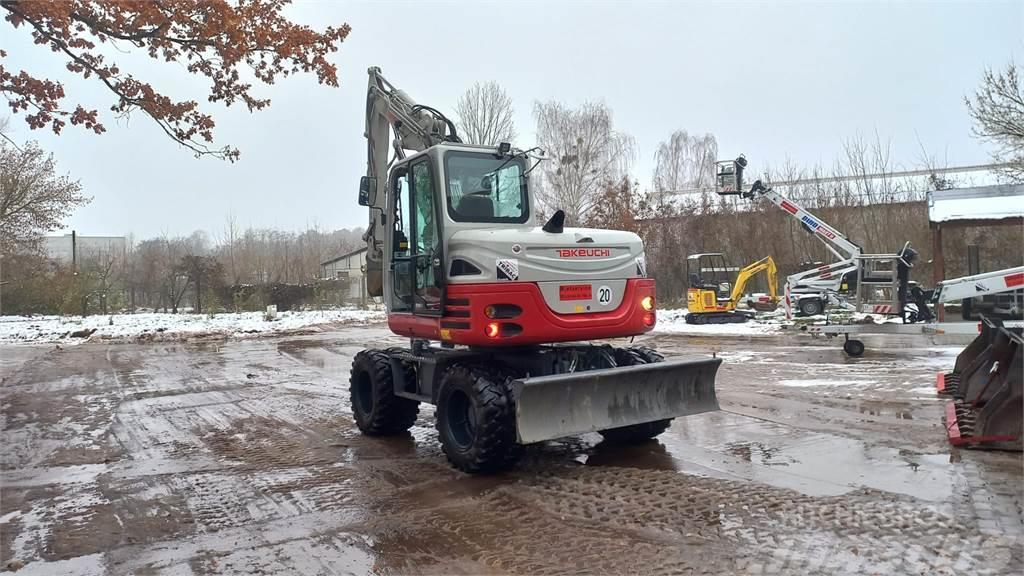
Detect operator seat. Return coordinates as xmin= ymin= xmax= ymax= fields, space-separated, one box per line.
xmin=458 ymin=194 xmax=494 ymax=219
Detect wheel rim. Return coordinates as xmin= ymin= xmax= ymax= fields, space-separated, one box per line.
xmin=446 ymin=389 xmax=476 ymax=450
xmin=354 ymin=372 xmax=373 ymax=416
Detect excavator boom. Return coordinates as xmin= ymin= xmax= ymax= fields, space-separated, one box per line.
xmin=728 ymin=256 xmax=779 ymax=304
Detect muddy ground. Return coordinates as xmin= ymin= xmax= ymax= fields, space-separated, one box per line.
xmin=1 ymin=325 xmax=1021 ymax=575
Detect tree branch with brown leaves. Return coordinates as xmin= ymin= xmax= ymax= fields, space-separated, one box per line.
xmin=1 ymin=0 xmax=351 ymax=161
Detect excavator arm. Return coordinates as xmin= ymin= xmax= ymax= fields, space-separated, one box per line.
xmin=728 ymin=256 xmax=779 ymax=304
xmin=361 ymin=67 xmax=461 ymax=296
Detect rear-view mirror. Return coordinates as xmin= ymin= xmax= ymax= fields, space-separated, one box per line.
xmin=359 ymin=176 xmax=377 ymax=206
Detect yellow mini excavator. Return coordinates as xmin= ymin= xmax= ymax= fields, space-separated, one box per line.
xmin=685 ymin=254 xmax=779 ymax=324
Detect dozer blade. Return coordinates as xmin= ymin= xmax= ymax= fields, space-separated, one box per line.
xmin=511 ymin=356 xmax=721 ymax=444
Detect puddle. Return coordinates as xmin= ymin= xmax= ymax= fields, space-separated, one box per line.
xmin=654 ymin=411 xmax=955 ymax=500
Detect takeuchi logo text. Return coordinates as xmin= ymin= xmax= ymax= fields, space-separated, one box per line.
xmin=556 ymin=248 xmax=611 ymax=258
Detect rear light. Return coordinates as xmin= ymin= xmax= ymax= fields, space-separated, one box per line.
xmin=642 ymin=312 xmax=655 ymax=327
xmin=485 ymin=322 xmax=500 ymax=338
xmin=641 ymin=296 xmax=654 ymax=311
xmin=484 ymin=321 xmax=522 ymax=338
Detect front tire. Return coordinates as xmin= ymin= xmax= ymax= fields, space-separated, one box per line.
xmin=598 ymin=347 xmax=672 ymax=444
xmin=798 ymin=298 xmax=824 ymax=316
xmin=349 ymin=349 xmax=419 ymax=435
xmin=436 ymin=365 xmax=521 ymax=473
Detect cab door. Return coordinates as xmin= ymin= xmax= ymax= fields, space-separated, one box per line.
xmin=388 ymin=165 xmax=414 ymax=313
xmin=409 ymin=159 xmax=443 ymax=314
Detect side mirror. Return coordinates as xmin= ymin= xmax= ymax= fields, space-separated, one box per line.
xmin=359 ymin=176 xmax=377 ymax=206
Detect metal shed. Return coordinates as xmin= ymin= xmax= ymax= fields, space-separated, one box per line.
xmin=928 ymin=184 xmax=1024 ymax=319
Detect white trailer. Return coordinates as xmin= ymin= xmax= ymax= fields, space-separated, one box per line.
xmin=797 ymin=266 xmax=1024 ymax=356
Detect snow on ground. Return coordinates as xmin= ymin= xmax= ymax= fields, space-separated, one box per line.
xmin=653 ymin=308 xmax=786 ymax=336
xmin=0 ymin=308 xmax=385 ymax=345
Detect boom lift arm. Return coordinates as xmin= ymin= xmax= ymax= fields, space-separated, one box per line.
xmin=361 ymin=66 xmax=462 ymax=296
xmin=744 ymin=180 xmax=862 ymax=262
xmin=932 ymin=267 xmax=1024 ymax=304
xmin=716 ymin=157 xmax=862 ymax=261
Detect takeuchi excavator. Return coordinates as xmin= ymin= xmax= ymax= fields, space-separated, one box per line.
xmin=685 ymin=254 xmax=779 ymax=324
xmin=349 ymin=67 xmax=720 ymax=473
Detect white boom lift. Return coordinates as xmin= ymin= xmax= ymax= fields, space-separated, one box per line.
xmin=715 ymin=156 xmax=933 ymax=322
xmin=715 ymin=154 xmax=1023 ymax=356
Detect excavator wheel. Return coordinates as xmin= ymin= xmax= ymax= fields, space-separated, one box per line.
xmin=349 ymin=349 xmax=420 ymax=435
xmin=435 ymin=364 xmax=521 ymax=473
xmin=598 ymin=347 xmax=673 ymax=444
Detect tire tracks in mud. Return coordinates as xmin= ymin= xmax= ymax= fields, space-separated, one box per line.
xmin=368 ymin=463 xmax=1021 ymax=575
xmin=3 ymin=334 xmax=1023 ymax=575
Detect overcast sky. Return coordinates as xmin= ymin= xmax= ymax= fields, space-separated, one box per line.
xmin=4 ymin=1 xmax=1021 ymax=239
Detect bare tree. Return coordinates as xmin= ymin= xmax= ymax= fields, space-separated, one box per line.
xmin=455 ymin=82 xmax=517 ymax=146
xmin=965 ymin=61 xmax=1024 ymax=182
xmin=532 ymin=101 xmax=635 ymax=225
xmin=0 ymin=141 xmax=89 ymax=251
xmin=651 ymin=130 xmax=718 ymax=200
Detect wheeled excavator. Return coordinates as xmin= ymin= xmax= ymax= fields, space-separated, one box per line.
xmin=349 ymin=67 xmax=720 ymax=473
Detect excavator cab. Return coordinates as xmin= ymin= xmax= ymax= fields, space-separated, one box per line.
xmin=686 ymin=253 xmax=737 ymax=318
xmin=688 ymin=254 xmax=733 ymax=299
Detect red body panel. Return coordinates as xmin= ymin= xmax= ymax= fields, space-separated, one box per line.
xmin=387 ymin=278 xmax=657 ymax=346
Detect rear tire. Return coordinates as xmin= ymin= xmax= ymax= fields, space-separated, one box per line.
xmin=599 ymin=347 xmax=672 ymax=444
xmin=798 ymin=298 xmax=824 ymax=316
xmin=349 ymin=349 xmax=419 ymax=435
xmin=436 ymin=365 xmax=521 ymax=473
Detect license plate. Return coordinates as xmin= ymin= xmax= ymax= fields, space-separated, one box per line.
xmin=559 ymin=284 xmax=592 ymax=301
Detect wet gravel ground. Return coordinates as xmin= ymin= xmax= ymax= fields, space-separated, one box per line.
xmin=1 ymin=325 xmax=1021 ymax=575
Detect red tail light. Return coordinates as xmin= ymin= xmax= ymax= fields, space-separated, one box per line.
xmin=642 ymin=312 xmax=655 ymax=327
xmin=485 ymin=322 xmax=500 ymax=338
